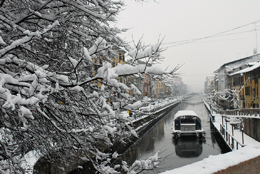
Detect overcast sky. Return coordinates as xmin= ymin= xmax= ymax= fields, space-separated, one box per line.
xmin=115 ymin=0 xmax=260 ymax=92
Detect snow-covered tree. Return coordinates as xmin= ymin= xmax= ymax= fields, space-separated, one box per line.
xmin=0 ymin=0 xmax=180 ymax=173
xmin=212 ymin=77 xmax=251 ymax=109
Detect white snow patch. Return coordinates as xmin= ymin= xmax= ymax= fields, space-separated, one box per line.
xmin=161 ymin=144 xmax=260 ymax=174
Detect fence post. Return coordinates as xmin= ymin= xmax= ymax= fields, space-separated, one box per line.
xmin=226 ymin=131 xmax=228 ymax=142
xmin=232 ymin=137 xmax=234 ymax=149
xmin=242 ymin=129 xmax=244 ymax=145
xmin=226 ymin=117 xmax=228 ymax=131
xmin=222 ymin=126 xmax=225 ymax=139
xmin=228 ymin=134 xmax=230 ymax=146
xmin=232 ymin=124 xmax=234 ymax=136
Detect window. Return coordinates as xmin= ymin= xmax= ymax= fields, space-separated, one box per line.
xmin=257 ymin=86 xmax=258 ymax=97
xmin=93 ymin=65 xmax=99 ymax=72
xmin=233 ymin=76 xmax=242 ymax=86
xmin=180 ymin=116 xmax=195 ymax=124
xmin=253 ymin=88 xmax=256 ymax=99
xmin=119 ymin=53 xmax=125 ymax=61
xmin=245 ymin=86 xmax=250 ymax=96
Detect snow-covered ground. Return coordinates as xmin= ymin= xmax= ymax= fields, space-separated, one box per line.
xmin=204 ymin=101 xmax=259 ymax=146
xmin=161 ymin=100 xmax=260 ymax=174
xmin=123 ymin=97 xmax=181 ymax=133
xmin=18 ymin=150 xmax=42 ymax=174
xmin=121 ymin=97 xmax=180 ymax=124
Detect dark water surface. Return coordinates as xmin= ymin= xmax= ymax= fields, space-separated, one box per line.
xmin=122 ymin=95 xmax=222 ymax=173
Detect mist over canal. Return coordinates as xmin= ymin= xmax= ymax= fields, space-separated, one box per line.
xmin=122 ymin=95 xmax=222 ymax=173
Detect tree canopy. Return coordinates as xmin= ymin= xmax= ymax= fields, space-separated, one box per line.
xmin=0 ymin=0 xmax=180 ymax=173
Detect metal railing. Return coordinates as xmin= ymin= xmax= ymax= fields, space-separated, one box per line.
xmin=220 ymin=124 xmax=245 ymax=150
xmin=204 ymin=100 xmax=247 ymax=150
xmin=205 ymin=98 xmax=260 ymax=117
xmin=218 ymin=108 xmax=260 ymax=117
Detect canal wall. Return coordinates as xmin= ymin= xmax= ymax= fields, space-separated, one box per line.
xmin=134 ymin=102 xmax=179 ymax=135
xmin=204 ymin=102 xmax=232 ymax=152
xmin=209 ymin=121 xmax=232 ymax=153
xmin=243 ymin=117 xmax=260 ymax=142
xmin=110 ymin=101 xmax=180 ymax=154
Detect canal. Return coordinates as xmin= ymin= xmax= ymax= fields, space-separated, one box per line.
xmin=122 ymin=95 xmax=223 ymax=173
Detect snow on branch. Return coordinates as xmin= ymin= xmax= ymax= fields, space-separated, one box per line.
xmin=130 ymin=84 xmax=142 ymax=95
xmin=0 ymin=14 xmax=26 ymax=33
xmin=127 ymin=39 xmax=165 ymax=65
xmin=95 ymin=61 xmax=118 ymax=81
xmin=0 ymin=1 xmax=181 ymax=173
xmin=0 ymin=20 xmax=59 ymax=57
xmin=60 ymin=0 xmax=106 ymax=20
xmin=112 ymin=64 xmax=167 ymax=76
xmin=89 ymin=37 xmax=109 ymax=55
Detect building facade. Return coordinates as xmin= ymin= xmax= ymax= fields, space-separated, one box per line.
xmin=214 ymin=54 xmax=260 ymax=109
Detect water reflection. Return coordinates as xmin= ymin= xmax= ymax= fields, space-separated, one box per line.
xmin=174 ymin=137 xmax=203 ymax=158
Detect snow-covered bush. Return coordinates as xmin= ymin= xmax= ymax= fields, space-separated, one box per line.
xmin=0 ymin=0 xmax=179 ymax=173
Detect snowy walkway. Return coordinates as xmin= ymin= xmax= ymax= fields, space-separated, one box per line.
xmin=204 ymin=101 xmax=259 ymax=148
xmin=123 ymin=97 xmax=181 ymax=131
xmin=160 ymin=100 xmax=260 ymax=174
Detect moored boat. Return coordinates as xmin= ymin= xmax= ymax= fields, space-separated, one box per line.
xmin=172 ymin=110 xmax=206 ymax=139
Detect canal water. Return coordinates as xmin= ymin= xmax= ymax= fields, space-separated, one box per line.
xmin=122 ymin=95 xmax=223 ymax=173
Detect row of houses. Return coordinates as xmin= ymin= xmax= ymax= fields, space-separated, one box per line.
xmin=93 ymin=47 xmax=187 ymax=99
xmin=205 ymin=53 xmax=260 ymax=109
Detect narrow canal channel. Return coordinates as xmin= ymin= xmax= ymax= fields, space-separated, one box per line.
xmin=122 ymin=95 xmax=223 ymax=173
